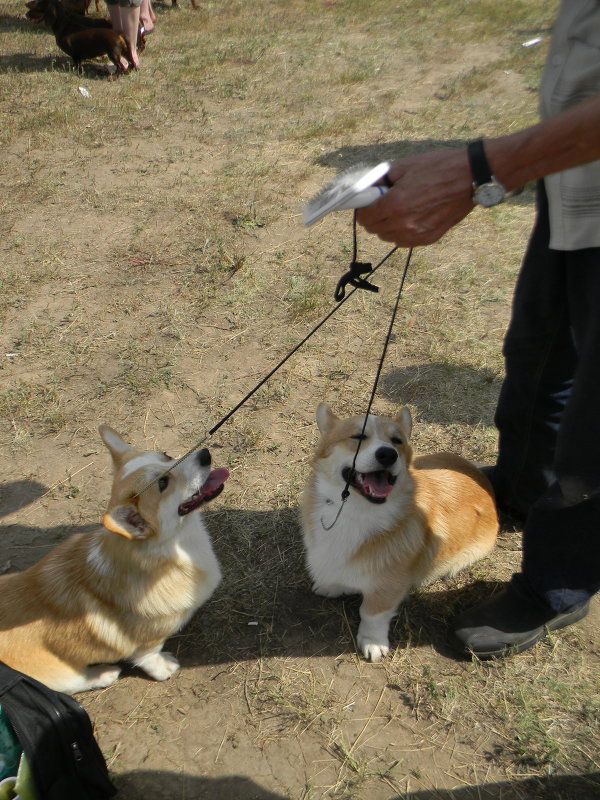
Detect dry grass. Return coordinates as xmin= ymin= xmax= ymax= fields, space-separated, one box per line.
xmin=1 ymin=0 xmax=599 ymax=798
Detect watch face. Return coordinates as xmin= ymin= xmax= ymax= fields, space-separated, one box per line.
xmin=474 ymin=181 xmax=505 ymax=207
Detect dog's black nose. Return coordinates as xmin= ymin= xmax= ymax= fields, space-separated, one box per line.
xmin=375 ymin=446 xmax=398 ymax=467
xmin=198 ymin=448 xmax=212 ymax=467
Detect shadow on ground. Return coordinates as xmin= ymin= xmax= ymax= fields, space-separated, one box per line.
xmin=0 ymin=51 xmax=117 ymax=76
xmin=0 ymin=480 xmax=48 ymax=517
xmin=381 ymin=361 xmax=501 ymax=427
xmin=162 ymin=506 xmax=507 ymax=667
xmin=0 ymin=478 xmax=99 ymax=569
xmin=114 ymin=769 xmax=600 ymax=800
xmin=397 ymin=773 xmax=600 ymax=800
xmin=0 ymin=13 xmax=42 ymax=33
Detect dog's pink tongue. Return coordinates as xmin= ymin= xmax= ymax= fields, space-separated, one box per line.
xmin=201 ymin=468 xmax=229 ymax=498
xmin=363 ymin=472 xmax=393 ymax=497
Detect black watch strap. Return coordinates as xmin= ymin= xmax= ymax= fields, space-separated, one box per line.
xmin=467 ymin=139 xmax=492 ymax=187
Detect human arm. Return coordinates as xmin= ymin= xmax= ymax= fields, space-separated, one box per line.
xmin=356 ymin=91 xmax=600 ymax=247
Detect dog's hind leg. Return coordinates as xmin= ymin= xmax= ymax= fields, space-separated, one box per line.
xmin=131 ymin=644 xmax=179 ymax=681
xmin=81 ymin=664 xmax=122 ymax=690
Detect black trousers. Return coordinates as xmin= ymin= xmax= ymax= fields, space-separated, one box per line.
xmin=493 ymin=182 xmax=600 ymax=612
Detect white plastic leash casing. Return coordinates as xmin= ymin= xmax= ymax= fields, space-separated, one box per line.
xmin=303 ymin=162 xmax=391 ymax=226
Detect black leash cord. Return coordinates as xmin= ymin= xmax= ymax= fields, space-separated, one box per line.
xmin=210 ymin=241 xmax=399 ymax=438
xmin=135 ymin=233 xmax=402 ymax=497
xmin=334 ymin=214 xmax=380 ymax=301
xmin=321 ymin=244 xmax=414 ymax=530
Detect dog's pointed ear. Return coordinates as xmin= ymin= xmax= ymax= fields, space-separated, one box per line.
xmin=99 ymin=424 xmax=134 ymax=465
xmin=394 ymin=407 xmax=413 ymax=440
xmin=103 ymin=504 xmax=153 ymax=540
xmin=316 ymin=403 xmax=338 ymax=435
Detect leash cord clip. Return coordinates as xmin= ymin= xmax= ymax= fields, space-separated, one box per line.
xmin=334 ymin=210 xmax=381 ymax=301
xmin=334 ymin=261 xmax=379 ymax=301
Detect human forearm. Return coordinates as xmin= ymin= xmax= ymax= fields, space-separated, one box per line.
xmin=486 ymin=91 xmax=600 ymax=192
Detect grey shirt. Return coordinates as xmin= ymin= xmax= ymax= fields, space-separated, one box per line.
xmin=540 ymin=0 xmax=600 ymax=250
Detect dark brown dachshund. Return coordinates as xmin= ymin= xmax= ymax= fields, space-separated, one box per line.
xmin=26 ymin=0 xmax=144 ymax=73
xmin=59 ymin=27 xmax=130 ymax=72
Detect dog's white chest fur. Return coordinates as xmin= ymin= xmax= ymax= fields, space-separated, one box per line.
xmin=303 ymin=473 xmax=410 ymax=596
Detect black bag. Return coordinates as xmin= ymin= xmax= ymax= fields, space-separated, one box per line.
xmin=0 ymin=662 xmax=117 ymax=800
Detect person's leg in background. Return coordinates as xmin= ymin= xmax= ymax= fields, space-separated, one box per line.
xmin=107 ymin=0 xmax=141 ymax=69
xmin=140 ymin=0 xmax=155 ymax=34
xmin=104 ymin=0 xmax=129 ymax=71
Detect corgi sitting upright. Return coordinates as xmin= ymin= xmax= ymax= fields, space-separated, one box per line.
xmin=301 ymin=404 xmax=498 ymax=661
xmin=0 ymin=426 xmax=228 ymax=694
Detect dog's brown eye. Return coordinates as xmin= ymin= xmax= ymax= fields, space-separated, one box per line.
xmin=158 ymin=476 xmax=169 ymax=492
xmin=391 ymin=436 xmax=403 ymax=445
xmin=350 ymin=434 xmax=367 ymax=441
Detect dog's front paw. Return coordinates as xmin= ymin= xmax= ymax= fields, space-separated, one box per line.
xmin=357 ymin=635 xmax=390 ymax=662
xmin=357 ymin=610 xmax=394 ymax=662
xmin=135 ymin=650 xmax=180 ymax=681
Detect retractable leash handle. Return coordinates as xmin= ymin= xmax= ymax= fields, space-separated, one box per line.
xmin=303 ymin=161 xmax=392 ymax=226
xmin=335 ymin=184 xmax=389 ymax=210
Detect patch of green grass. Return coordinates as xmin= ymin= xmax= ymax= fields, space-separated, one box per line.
xmin=285 ymin=274 xmax=328 ymax=320
xmin=93 ymin=343 xmax=177 ymax=398
xmin=253 ymin=662 xmax=338 ymax=728
xmin=384 ymin=643 xmax=600 ymax=777
xmin=0 ymin=265 xmax=55 ymax=321
xmin=0 ymin=382 xmax=66 ymax=437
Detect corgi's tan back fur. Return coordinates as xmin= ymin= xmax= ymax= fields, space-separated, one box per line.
xmin=301 ymin=404 xmax=498 ymax=661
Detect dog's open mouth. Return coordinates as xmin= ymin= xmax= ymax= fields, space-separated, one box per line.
xmin=178 ymin=468 xmax=230 ymax=516
xmin=342 ymin=467 xmax=396 ymax=504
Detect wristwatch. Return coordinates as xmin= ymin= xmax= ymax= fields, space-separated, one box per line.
xmin=467 ymin=139 xmax=506 ymax=207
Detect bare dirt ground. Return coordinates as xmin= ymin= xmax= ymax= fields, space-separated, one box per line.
xmin=1 ymin=1 xmax=599 ymax=797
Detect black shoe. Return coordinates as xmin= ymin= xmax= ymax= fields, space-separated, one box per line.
xmin=452 ymin=577 xmax=590 ymax=659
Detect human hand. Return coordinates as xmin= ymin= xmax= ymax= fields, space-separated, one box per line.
xmin=356 ymin=148 xmax=475 ymax=247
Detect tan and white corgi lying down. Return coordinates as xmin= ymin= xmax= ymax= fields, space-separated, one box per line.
xmin=301 ymin=404 xmax=498 ymax=661
xmin=0 ymin=426 xmax=228 ymax=694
